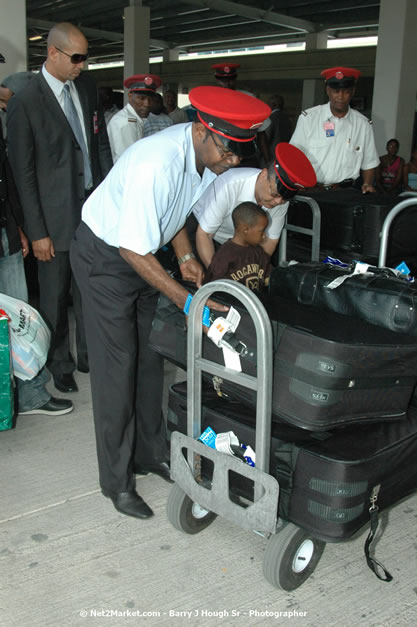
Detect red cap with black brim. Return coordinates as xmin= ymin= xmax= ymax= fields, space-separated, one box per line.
xmin=211 ymin=62 xmax=240 ymax=80
xmin=274 ymin=143 xmax=317 ymax=200
xmin=321 ymin=66 xmax=361 ymax=89
xmin=189 ymin=86 xmax=271 ymax=158
xmin=124 ymin=73 xmax=162 ymax=92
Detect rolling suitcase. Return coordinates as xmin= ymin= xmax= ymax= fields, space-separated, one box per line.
xmin=150 ymin=291 xmax=417 ymax=430
xmin=168 ymin=381 xmax=417 ymax=545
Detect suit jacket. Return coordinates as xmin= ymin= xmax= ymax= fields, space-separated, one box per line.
xmin=7 ymin=71 xmax=113 ymax=251
xmin=0 ymin=119 xmax=24 ymax=258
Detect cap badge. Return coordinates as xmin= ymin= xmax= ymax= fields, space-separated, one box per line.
xmin=144 ymin=76 xmax=153 ymax=85
xmin=335 ymin=71 xmax=344 ymax=80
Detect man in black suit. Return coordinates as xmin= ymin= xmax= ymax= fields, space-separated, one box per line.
xmin=7 ymin=22 xmax=112 ymax=393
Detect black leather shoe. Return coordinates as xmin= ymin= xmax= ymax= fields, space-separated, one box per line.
xmin=53 ymin=373 xmax=78 ymax=393
xmin=102 ymin=489 xmax=154 ymax=519
xmin=77 ymin=363 xmax=89 ymax=374
xmin=19 ymin=397 xmax=73 ymax=416
xmin=134 ymin=461 xmax=173 ymax=484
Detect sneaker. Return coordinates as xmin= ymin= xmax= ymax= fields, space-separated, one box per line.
xmin=19 ymin=397 xmax=73 ymax=416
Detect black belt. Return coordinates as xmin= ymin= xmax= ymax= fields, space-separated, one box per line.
xmin=317 ymin=178 xmax=354 ymax=191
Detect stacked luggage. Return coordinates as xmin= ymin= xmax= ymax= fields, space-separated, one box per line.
xmin=150 ymin=276 xmax=417 ymax=550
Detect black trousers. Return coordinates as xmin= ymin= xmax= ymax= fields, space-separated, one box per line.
xmin=70 ymin=222 xmax=168 ymax=494
xmin=37 ymin=251 xmax=87 ymax=375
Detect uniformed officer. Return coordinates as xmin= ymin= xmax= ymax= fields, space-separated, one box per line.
xmin=212 ymin=62 xmax=240 ymax=90
xmin=70 ymin=86 xmax=271 ymax=520
xmin=290 ymin=66 xmax=379 ymax=193
xmin=107 ymin=73 xmax=162 ymax=161
xmin=194 ymin=142 xmax=316 ymax=268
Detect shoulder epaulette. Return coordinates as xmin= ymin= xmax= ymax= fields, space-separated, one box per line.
xmin=301 ymin=110 xmax=308 ymax=116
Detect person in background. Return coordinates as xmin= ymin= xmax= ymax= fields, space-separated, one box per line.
xmin=143 ymin=92 xmax=173 ymax=137
xmin=403 ymin=148 xmax=417 ymax=192
xmin=203 ymin=202 xmax=271 ymax=291
xmin=70 ymin=86 xmax=271 ymax=520
xmin=258 ymin=94 xmax=293 ymax=166
xmin=98 ymin=86 xmax=120 ymax=125
xmin=375 ymin=139 xmax=404 ymax=194
xmin=7 ymin=22 xmax=112 ymax=395
xmin=290 ymin=66 xmax=379 ymax=193
xmin=0 ymin=65 xmax=72 ymax=417
xmin=163 ymin=89 xmax=188 ymax=124
xmin=107 ymin=73 xmax=161 ymax=162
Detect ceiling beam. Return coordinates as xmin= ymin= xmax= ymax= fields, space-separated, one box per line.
xmin=27 ymin=17 xmax=170 ymax=49
xmin=178 ymin=0 xmax=318 ymax=33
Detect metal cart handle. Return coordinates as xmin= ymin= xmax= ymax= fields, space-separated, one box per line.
xmin=187 ymin=280 xmax=273 ymax=476
xmin=278 ymin=194 xmax=321 ymax=266
xmin=378 ymin=196 xmax=417 ymax=267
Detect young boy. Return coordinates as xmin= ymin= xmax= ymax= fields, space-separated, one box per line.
xmin=203 ymin=201 xmax=271 ymax=291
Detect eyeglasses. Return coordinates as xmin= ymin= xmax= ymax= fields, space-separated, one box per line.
xmin=55 ymin=46 xmax=88 ymax=64
xmin=210 ymin=132 xmax=236 ymax=160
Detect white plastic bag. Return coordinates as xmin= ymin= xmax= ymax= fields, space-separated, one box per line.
xmin=0 ymin=293 xmax=51 ymax=381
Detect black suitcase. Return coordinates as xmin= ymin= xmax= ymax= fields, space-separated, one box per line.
xmin=274 ymin=407 xmax=417 ymax=542
xmin=269 ymin=261 xmax=417 ymax=336
xmin=150 ymin=292 xmax=417 ymax=430
xmin=287 ymin=189 xmax=417 ymax=270
xmin=168 ymin=381 xmax=417 ymax=544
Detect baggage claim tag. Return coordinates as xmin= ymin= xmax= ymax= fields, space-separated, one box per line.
xmin=207 ymin=307 xmax=242 ymax=371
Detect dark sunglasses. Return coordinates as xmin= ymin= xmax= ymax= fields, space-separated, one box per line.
xmin=55 ymin=46 xmax=88 ymax=64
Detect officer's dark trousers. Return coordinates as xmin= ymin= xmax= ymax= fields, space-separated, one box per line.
xmin=70 ymin=221 xmax=168 ymax=495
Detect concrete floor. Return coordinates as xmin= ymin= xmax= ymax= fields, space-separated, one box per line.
xmin=1 ymin=361 xmax=417 ymax=626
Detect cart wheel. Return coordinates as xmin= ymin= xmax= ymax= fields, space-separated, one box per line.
xmin=166 ymin=483 xmax=216 ymax=534
xmin=263 ymin=522 xmax=325 ymax=591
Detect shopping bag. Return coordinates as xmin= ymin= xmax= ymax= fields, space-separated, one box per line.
xmin=0 ymin=310 xmax=14 ymax=430
xmin=0 ymin=294 xmax=51 ymax=381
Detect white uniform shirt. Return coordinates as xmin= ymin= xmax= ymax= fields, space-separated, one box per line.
xmin=192 ymin=167 xmax=288 ymax=244
xmin=82 ymin=123 xmax=217 ymax=255
xmin=290 ymin=103 xmax=379 ymax=185
xmin=107 ymin=103 xmax=144 ymax=162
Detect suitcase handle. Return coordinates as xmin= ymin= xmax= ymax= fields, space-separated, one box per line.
xmin=358 ymin=275 xmax=416 ymax=334
xmin=297 ymin=265 xmax=330 ymax=305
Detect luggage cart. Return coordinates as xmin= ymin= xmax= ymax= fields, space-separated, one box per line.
xmin=166 ymin=280 xmax=326 ymax=591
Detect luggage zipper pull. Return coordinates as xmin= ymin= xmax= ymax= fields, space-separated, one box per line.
xmin=369 ymin=483 xmax=380 ymax=512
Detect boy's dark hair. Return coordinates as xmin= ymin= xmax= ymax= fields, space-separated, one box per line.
xmin=232 ymin=201 xmax=267 ymax=228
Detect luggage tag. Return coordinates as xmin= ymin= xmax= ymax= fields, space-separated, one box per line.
xmin=207 ymin=306 xmax=242 ymax=371
xmin=326 ymin=261 xmax=372 ymax=290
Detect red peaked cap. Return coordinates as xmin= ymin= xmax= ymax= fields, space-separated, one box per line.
xmin=274 ymin=143 xmax=316 ymax=198
xmin=123 ymin=73 xmax=162 ymax=92
xmin=189 ymin=85 xmax=270 ymax=143
xmin=321 ymin=66 xmax=361 ymax=88
xmin=212 ymin=62 xmax=240 ymax=80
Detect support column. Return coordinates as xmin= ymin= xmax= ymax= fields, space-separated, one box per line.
xmin=372 ymin=0 xmax=417 ymax=158
xmin=123 ymin=0 xmax=150 ymax=81
xmin=0 ymin=0 xmax=27 ymax=76
xmin=301 ymin=32 xmax=328 ymax=109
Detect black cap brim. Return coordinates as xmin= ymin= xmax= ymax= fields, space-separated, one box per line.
xmin=217 ymin=134 xmax=257 ymax=159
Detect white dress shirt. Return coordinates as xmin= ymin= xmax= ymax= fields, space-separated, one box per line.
xmin=107 ymin=103 xmax=144 ymax=162
xmin=192 ymin=167 xmax=288 ymax=244
xmin=290 ymin=102 xmax=379 ymax=185
xmin=82 ymin=123 xmax=217 ymax=255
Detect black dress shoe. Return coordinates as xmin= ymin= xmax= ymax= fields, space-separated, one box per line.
xmin=102 ymin=489 xmax=154 ymax=519
xmin=53 ymin=373 xmax=78 ymax=393
xmin=134 ymin=461 xmax=173 ymax=484
xmin=77 ymin=363 xmax=89 ymax=374
xmin=19 ymin=397 xmax=73 ymax=416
